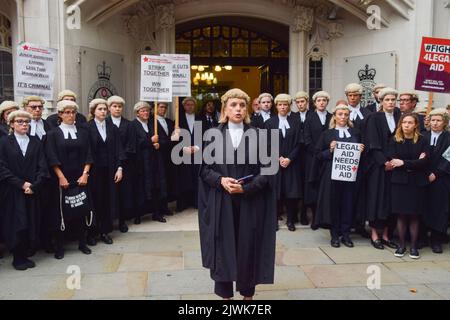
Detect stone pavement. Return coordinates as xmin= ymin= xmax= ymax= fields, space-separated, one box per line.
xmin=1 ymin=209 xmax=450 ymax=300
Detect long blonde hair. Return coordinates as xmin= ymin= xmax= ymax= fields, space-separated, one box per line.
xmin=394 ymin=113 xmax=420 ymax=143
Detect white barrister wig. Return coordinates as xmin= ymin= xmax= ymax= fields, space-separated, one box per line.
xmin=399 ymin=90 xmax=419 ymax=102
xmin=22 ymin=95 xmax=46 ymax=108
xmin=57 ymin=89 xmax=77 ymax=102
xmin=429 ymin=108 xmax=448 ymax=118
xmin=295 ymin=91 xmax=309 ymax=101
xmin=133 ymin=101 xmax=151 ymax=113
xmin=0 ymin=101 xmax=20 ymax=118
xmin=7 ymin=110 xmax=32 ymax=125
xmin=378 ymin=88 xmax=398 ymax=101
xmin=332 ymin=104 xmax=351 ymax=114
xmin=274 ymin=94 xmax=293 ymax=105
xmin=89 ymin=98 xmax=108 ymax=113
xmin=182 ymin=97 xmax=197 ymax=106
xmin=312 ymin=91 xmax=331 ymax=102
xmin=57 ymin=99 xmax=79 ymax=112
xmin=345 ymin=83 xmax=363 ymax=95
xmin=107 ymin=95 xmax=125 ymax=107
xmin=373 ymin=83 xmax=387 ymax=92
xmin=258 ymin=92 xmax=273 ymax=102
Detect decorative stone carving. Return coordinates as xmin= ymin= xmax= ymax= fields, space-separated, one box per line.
xmin=307 ymin=27 xmax=326 ymax=61
xmin=292 ymin=5 xmax=314 ymax=33
xmin=156 ymin=3 xmax=175 ymax=30
xmin=327 ymin=22 xmax=344 ymax=40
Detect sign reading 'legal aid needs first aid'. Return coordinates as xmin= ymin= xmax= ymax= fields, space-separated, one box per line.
xmin=331 ymin=142 xmax=362 ymax=182
xmin=415 ymin=37 xmax=450 ymax=94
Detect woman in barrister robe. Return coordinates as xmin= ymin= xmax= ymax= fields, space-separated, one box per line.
xmin=264 ymin=94 xmax=301 ymax=231
xmin=198 ymin=88 xmax=276 ymax=300
xmin=389 ymin=113 xmax=429 ymax=259
xmin=315 ymin=104 xmax=365 ymax=248
xmin=304 ymin=91 xmax=332 ymax=229
xmin=45 ymin=100 xmax=93 ymax=260
xmin=0 ymin=110 xmax=48 ymax=270
xmin=86 ymin=99 xmax=124 ymax=246
xmin=0 ymin=101 xmax=19 ymax=137
xmin=129 ymin=101 xmax=156 ymax=224
xmin=46 ymin=90 xmax=87 ymax=129
xmin=422 ymin=109 xmax=450 ymax=254
xmin=365 ymin=88 xmax=401 ymax=250
xmin=107 ymin=95 xmax=136 ymax=232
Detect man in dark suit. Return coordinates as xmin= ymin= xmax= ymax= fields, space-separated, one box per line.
xmin=251 ymin=93 xmax=275 ymax=129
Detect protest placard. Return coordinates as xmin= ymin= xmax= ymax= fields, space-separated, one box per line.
xmin=140 ymin=55 xmax=173 ymax=102
xmin=331 ymin=142 xmax=362 ymax=182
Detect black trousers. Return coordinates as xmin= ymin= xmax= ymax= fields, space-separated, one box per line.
xmin=91 ymin=167 xmax=112 ymax=235
xmin=13 ymin=231 xmax=29 ymax=262
xmin=278 ymin=198 xmax=299 ymax=224
xmin=151 ymin=189 xmax=168 ymax=218
xmin=214 ymin=281 xmax=256 ymax=299
xmin=330 ymin=182 xmax=354 ymax=239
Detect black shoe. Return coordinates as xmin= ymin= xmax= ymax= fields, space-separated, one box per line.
xmin=24 ymin=258 xmax=36 ymax=269
xmin=287 ymin=223 xmax=296 ymax=232
xmin=394 ymin=247 xmax=407 ymax=258
xmin=25 ymin=249 xmax=36 ymax=258
xmin=119 ymin=223 xmax=129 ymax=233
xmin=331 ymin=238 xmax=340 ymax=248
xmin=341 ymin=236 xmax=354 ymax=248
xmin=54 ymin=248 xmax=64 ymax=260
xmin=12 ymin=260 xmax=28 ymax=271
xmin=152 ymin=215 xmax=167 ymax=223
xmin=381 ymin=239 xmax=398 ymax=249
xmin=164 ymin=210 xmax=174 ymax=216
xmin=310 ymin=224 xmax=319 ymax=231
xmin=371 ymin=239 xmax=384 ymax=250
xmin=431 ymin=243 xmax=443 ymax=254
xmin=409 ymin=248 xmax=420 ymax=259
xmin=100 ymin=234 xmax=113 ymax=245
xmin=78 ymin=244 xmax=92 ymax=255
xmin=87 ymin=236 xmax=97 ymax=246
xmin=134 ymin=217 xmax=141 ymax=225
xmin=300 ymin=217 xmax=309 ymax=226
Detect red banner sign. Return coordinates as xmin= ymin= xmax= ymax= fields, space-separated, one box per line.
xmin=415 ymin=37 xmax=450 ymax=94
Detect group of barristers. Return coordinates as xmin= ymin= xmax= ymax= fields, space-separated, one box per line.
xmin=0 ymin=83 xmax=449 ymax=271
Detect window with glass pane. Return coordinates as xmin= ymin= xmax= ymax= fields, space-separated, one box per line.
xmin=0 ymin=51 xmax=14 ymax=101
xmin=309 ymin=58 xmax=323 ymax=108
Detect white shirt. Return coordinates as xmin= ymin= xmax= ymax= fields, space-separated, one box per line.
xmin=431 ymin=131 xmax=443 ymax=146
xmin=14 ymin=133 xmax=29 ymax=156
xmin=385 ymin=112 xmax=396 ymax=133
xmin=261 ymin=110 xmax=271 ymax=122
xmin=157 ymin=116 xmax=169 ymax=135
xmin=111 ymin=116 xmax=121 ymax=128
xmin=317 ymin=110 xmax=328 ymax=126
xmin=137 ymin=118 xmax=149 ymax=133
xmin=95 ymin=119 xmax=107 ymax=142
xmin=59 ymin=123 xmax=78 ymax=139
xmin=349 ymin=104 xmax=364 ymax=121
xmin=278 ymin=115 xmax=290 ymax=138
xmin=300 ymin=111 xmax=307 ymax=123
xmin=185 ymin=113 xmax=195 ymax=134
xmin=228 ymin=121 xmax=244 ymax=149
xmin=30 ymin=119 xmax=46 ymax=140
xmin=335 ymin=125 xmax=352 ymax=139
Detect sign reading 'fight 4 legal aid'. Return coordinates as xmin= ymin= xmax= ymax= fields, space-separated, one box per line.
xmin=140 ymin=55 xmax=173 ymax=102
xmin=331 ymin=142 xmax=361 ymax=182
xmin=14 ymin=42 xmax=57 ymax=100
xmin=415 ymin=37 xmax=450 ymax=93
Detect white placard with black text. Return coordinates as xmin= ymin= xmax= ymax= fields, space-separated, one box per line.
xmin=331 ymin=142 xmax=361 ymax=182
xmin=161 ymin=54 xmax=191 ymax=97
xmin=140 ymin=55 xmax=173 ymax=102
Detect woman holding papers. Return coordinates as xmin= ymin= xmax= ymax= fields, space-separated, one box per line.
xmin=314 ymin=104 xmax=364 ymax=248
xmin=198 ymin=88 xmax=276 ymax=300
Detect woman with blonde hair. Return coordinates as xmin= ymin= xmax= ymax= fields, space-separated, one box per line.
xmin=199 ymin=88 xmax=276 ymax=300
xmin=422 ymin=109 xmax=450 ymax=254
xmin=388 ymin=113 xmax=429 ymax=259
xmin=314 ymin=104 xmax=364 ymax=247
xmin=0 ymin=101 xmax=19 ymax=137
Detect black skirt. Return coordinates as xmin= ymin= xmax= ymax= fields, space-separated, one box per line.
xmin=391 ymin=183 xmax=424 ymax=215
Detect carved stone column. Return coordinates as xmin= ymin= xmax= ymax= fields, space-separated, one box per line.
xmin=155 ymin=2 xmax=175 ymax=54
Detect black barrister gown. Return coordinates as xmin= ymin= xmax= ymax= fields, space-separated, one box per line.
xmin=388 ymin=136 xmax=429 ymax=215
xmin=251 ymin=111 xmax=275 ymax=129
xmin=304 ymin=111 xmax=332 ymax=205
xmin=0 ymin=122 xmax=9 ymax=137
xmin=86 ymin=120 xmax=125 ymax=233
xmin=264 ymin=115 xmax=302 ymax=199
xmin=106 ymin=116 xmax=137 ymax=220
xmin=314 ymin=128 xmax=362 ymax=227
xmin=198 ymin=123 xmax=276 ymax=290
xmin=175 ymin=112 xmax=203 ymax=208
xmin=0 ymin=135 xmax=49 ymax=249
xmin=365 ymin=111 xmax=400 ymax=223
xmin=45 ymin=127 xmax=93 ymax=230
xmin=423 ymin=131 xmax=450 ymax=232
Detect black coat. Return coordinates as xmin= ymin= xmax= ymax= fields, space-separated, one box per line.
xmin=0 ymin=135 xmax=49 ymax=249
xmin=366 ymin=102 xmax=380 ymax=113
xmin=200 ymin=113 xmax=219 ymax=131
xmin=198 ymin=123 xmax=276 ymax=289
xmin=106 ymin=116 xmax=137 ymax=217
xmin=365 ymin=111 xmax=400 ymax=222
xmin=315 ymin=128 xmax=362 ymax=227
xmin=45 ymin=126 xmax=93 ymax=230
xmin=0 ymin=123 xmax=9 ymax=137
xmin=304 ymin=111 xmax=332 ymax=205
xmin=423 ymin=131 xmax=450 ymax=232
xmin=86 ymin=120 xmax=125 ymax=230
xmin=264 ymin=115 xmax=302 ymax=199
xmin=251 ymin=111 xmax=275 ymax=129
xmin=350 ymin=107 xmax=373 ymax=143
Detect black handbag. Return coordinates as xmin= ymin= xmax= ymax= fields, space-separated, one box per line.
xmin=59 ymin=183 xmax=94 ymax=231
